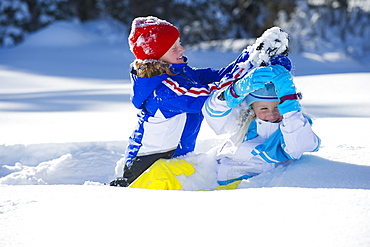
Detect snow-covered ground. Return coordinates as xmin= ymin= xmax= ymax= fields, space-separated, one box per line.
xmin=1 ymin=20 xmax=370 ymax=246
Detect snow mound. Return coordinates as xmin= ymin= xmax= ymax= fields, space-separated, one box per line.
xmin=21 ymin=19 xmax=127 ymax=48
xmin=21 ymin=21 xmax=100 ymax=47
xmin=0 ymin=142 xmax=123 ymax=185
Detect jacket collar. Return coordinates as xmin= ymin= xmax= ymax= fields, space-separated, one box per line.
xmin=171 ymin=56 xmax=188 ymax=73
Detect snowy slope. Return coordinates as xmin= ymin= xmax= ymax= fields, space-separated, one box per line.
xmin=1 ymin=20 xmax=370 ymax=246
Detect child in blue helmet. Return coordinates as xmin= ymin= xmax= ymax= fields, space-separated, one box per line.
xmin=204 ymin=62 xmax=321 ymax=185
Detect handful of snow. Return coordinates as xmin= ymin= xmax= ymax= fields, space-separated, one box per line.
xmin=245 ymin=26 xmax=290 ymax=68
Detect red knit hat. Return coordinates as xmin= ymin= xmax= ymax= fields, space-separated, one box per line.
xmin=128 ymin=16 xmax=180 ymax=60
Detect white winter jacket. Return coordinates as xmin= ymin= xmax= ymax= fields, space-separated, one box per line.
xmin=203 ymin=90 xmax=321 ymax=185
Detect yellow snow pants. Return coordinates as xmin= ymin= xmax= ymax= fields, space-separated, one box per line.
xmin=129 ymin=159 xmax=195 ymax=190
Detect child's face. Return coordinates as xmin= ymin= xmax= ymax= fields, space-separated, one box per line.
xmin=252 ymin=101 xmax=283 ymax=123
xmin=160 ymin=38 xmax=185 ymax=64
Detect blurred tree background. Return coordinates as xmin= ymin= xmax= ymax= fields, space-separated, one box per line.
xmin=0 ymin=0 xmax=369 ymax=57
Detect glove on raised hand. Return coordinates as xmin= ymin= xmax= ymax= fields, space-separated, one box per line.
xmin=270 ymin=55 xmax=292 ymax=72
xmin=269 ymin=64 xmax=301 ymax=114
xmin=224 ymin=66 xmax=275 ymax=108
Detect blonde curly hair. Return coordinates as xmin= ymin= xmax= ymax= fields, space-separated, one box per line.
xmin=233 ymin=107 xmax=256 ymax=146
xmin=131 ymin=59 xmax=177 ymax=78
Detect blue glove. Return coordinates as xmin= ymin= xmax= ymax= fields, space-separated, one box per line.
xmin=224 ymin=66 xmax=275 ymax=108
xmin=278 ymin=96 xmax=301 ymax=115
xmin=270 ymin=65 xmax=294 ymax=96
xmin=269 ymin=64 xmax=301 ymax=114
xmin=270 ymin=55 xmax=292 ymax=72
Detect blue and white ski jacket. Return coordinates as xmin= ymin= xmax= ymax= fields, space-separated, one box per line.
xmin=124 ymin=53 xmax=250 ymax=166
xmin=203 ymin=89 xmax=321 ymax=185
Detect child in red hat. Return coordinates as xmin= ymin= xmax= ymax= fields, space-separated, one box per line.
xmin=111 ymin=16 xmax=289 ymax=187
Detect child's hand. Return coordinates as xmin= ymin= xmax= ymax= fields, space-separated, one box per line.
xmin=269 ymin=65 xmax=301 ymax=114
xmin=234 ymin=67 xmax=275 ymax=96
xmin=224 ymin=66 xmax=275 ymax=108
xmin=269 ymin=65 xmax=295 ymax=97
xmin=270 ymin=55 xmax=292 ymax=72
